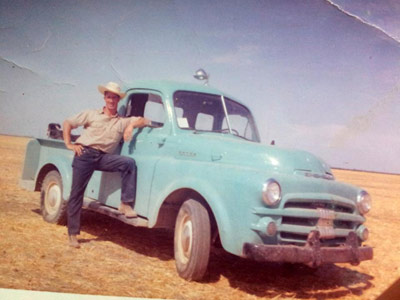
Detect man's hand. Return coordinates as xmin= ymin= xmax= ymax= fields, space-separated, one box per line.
xmin=123 ymin=117 xmax=151 ymax=142
xmin=66 ymin=143 xmax=84 ymax=156
xmin=63 ymin=120 xmax=84 ymax=156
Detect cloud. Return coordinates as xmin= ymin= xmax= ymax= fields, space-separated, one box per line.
xmin=271 ymin=121 xmax=400 ymax=172
xmin=330 ymin=82 xmax=400 ymax=148
xmin=210 ymin=45 xmax=260 ymax=66
xmin=269 ymin=122 xmax=346 ymax=153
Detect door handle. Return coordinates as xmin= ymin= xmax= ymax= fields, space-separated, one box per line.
xmin=211 ymin=153 xmax=223 ymax=161
xmin=157 ymin=137 xmax=166 ymax=147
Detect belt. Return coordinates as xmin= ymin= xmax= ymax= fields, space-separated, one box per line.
xmin=82 ymin=145 xmax=106 ymax=154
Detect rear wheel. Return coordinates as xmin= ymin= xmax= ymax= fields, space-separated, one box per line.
xmin=40 ymin=170 xmax=67 ymax=225
xmin=174 ymin=199 xmax=211 ymax=281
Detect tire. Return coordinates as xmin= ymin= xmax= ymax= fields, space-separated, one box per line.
xmin=40 ymin=170 xmax=67 ymax=225
xmin=174 ymin=199 xmax=211 ymax=281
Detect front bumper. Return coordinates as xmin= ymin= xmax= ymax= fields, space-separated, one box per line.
xmin=243 ymin=231 xmax=373 ymax=267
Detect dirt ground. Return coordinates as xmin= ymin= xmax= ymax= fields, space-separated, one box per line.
xmin=0 ymin=135 xmax=399 ymax=300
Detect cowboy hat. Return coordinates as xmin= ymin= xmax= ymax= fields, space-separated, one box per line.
xmin=98 ymin=82 xmax=126 ymax=99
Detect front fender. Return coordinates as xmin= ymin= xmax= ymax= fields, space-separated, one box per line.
xmin=148 ymin=170 xmax=235 ymax=251
xmin=147 ymin=158 xmax=266 ymax=255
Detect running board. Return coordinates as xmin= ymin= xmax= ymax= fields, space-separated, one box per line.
xmin=83 ymin=198 xmax=149 ymax=227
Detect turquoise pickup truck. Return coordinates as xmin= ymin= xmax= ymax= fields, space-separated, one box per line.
xmin=20 ymin=80 xmax=373 ymax=281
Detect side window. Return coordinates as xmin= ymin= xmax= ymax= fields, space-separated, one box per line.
xmin=195 ymin=113 xmax=214 ymax=131
xmin=126 ymin=93 xmax=165 ymax=126
xmin=144 ymin=94 xmax=164 ymax=125
xmin=175 ymin=107 xmax=183 ymax=118
xmin=174 ymin=107 xmax=190 ymax=128
xmin=222 ymin=115 xmax=251 ymax=138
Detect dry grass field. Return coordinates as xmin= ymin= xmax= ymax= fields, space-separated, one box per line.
xmin=0 ymin=134 xmax=399 ymax=299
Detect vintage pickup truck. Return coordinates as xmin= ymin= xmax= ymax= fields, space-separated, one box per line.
xmin=20 ymin=80 xmax=373 ymax=281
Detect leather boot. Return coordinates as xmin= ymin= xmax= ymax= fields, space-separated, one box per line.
xmin=69 ymin=235 xmax=80 ymax=248
xmin=119 ymin=203 xmax=137 ymax=218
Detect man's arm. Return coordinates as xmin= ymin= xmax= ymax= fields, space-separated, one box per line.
xmin=123 ymin=117 xmax=151 ymax=142
xmin=63 ymin=120 xmax=84 ymax=156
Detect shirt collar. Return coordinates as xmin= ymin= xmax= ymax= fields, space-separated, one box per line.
xmin=98 ymin=107 xmax=119 ymax=118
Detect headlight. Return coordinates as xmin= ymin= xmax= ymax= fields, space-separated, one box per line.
xmin=262 ymin=179 xmax=281 ymax=206
xmin=357 ymin=191 xmax=371 ymax=215
xmin=356 ymin=225 xmax=369 ymax=241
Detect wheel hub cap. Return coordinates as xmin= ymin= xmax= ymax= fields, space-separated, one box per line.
xmin=45 ymin=182 xmax=61 ymax=214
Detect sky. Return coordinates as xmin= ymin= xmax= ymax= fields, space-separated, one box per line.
xmin=0 ymin=0 xmax=399 ymax=174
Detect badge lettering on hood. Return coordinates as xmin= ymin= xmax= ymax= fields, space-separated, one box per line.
xmin=179 ymin=151 xmax=197 ymax=157
xmin=294 ymin=169 xmax=335 ymax=180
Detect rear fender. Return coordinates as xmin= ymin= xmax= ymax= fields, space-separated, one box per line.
xmin=41 ymin=158 xmax=72 ymax=200
xmin=20 ymin=139 xmax=41 ymax=189
xmin=35 ymin=160 xmax=72 ymax=200
xmin=33 ymin=140 xmax=74 ymax=199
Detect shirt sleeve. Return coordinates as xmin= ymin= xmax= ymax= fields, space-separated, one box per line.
xmin=120 ymin=116 xmax=140 ymax=131
xmin=66 ymin=110 xmax=92 ymax=128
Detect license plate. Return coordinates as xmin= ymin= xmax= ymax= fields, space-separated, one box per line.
xmin=317 ymin=225 xmax=335 ymax=239
xmin=317 ymin=208 xmax=335 ymax=219
xmin=316 ymin=208 xmax=335 ymax=239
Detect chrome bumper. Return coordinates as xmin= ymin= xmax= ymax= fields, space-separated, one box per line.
xmin=243 ymin=231 xmax=373 ymax=267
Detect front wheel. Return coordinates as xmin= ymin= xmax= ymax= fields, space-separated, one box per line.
xmin=40 ymin=170 xmax=67 ymax=225
xmin=174 ymin=199 xmax=211 ymax=281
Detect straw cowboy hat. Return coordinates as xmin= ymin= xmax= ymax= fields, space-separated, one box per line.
xmin=98 ymin=82 xmax=126 ymax=99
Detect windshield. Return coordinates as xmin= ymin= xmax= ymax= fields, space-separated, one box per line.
xmin=173 ymin=91 xmax=260 ymax=142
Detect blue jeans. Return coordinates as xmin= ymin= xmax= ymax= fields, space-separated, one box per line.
xmin=67 ymin=146 xmax=137 ymax=235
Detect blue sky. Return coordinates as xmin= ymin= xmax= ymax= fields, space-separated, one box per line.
xmin=0 ymin=0 xmax=399 ymax=174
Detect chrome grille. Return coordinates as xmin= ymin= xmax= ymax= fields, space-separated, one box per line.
xmin=284 ymin=201 xmax=354 ymax=214
xmin=278 ymin=195 xmax=359 ymax=246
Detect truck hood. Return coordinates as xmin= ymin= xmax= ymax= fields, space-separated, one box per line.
xmin=177 ymin=133 xmax=333 ymax=178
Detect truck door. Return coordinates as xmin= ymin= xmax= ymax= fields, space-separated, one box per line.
xmin=98 ymin=90 xmax=168 ymax=217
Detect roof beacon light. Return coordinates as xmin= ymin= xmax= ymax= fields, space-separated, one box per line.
xmin=193 ymin=68 xmax=209 ymax=86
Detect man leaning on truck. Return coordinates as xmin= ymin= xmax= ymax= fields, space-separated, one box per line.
xmin=63 ymin=82 xmax=150 ymax=248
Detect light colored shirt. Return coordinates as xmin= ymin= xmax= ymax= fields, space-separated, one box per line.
xmin=67 ymin=108 xmax=138 ymax=153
